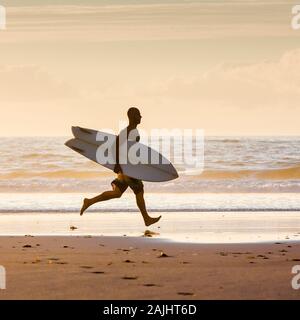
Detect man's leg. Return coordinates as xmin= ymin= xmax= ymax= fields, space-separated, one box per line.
xmin=80 ymin=185 xmax=122 ymax=216
xmin=135 ymin=191 xmax=161 ymax=227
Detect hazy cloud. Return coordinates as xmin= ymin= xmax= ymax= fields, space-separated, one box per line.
xmin=0 ymin=65 xmax=78 ymax=101
xmin=2 ymin=1 xmax=295 ymax=42
xmin=141 ymin=49 xmax=300 ymax=109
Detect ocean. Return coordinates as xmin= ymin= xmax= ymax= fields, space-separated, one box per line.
xmin=0 ymin=136 xmax=300 ymax=213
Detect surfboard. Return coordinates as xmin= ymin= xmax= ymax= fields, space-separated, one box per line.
xmin=65 ymin=126 xmax=179 ymax=182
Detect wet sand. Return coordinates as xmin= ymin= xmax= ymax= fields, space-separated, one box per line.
xmin=0 ymin=236 xmax=300 ymax=300
xmin=1 ymin=211 xmax=300 ymax=243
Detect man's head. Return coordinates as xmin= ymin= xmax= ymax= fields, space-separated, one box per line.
xmin=127 ymin=107 xmax=142 ymax=125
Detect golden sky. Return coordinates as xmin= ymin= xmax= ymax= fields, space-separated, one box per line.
xmin=0 ymin=0 xmax=300 ymax=136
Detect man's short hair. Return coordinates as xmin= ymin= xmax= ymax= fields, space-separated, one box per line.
xmin=127 ymin=107 xmax=140 ymax=119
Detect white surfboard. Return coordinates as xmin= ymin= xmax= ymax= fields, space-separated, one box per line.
xmin=65 ymin=126 xmax=179 ymax=182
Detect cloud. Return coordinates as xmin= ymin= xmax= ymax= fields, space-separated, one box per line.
xmin=140 ymin=48 xmax=300 ymax=110
xmin=2 ymin=1 xmax=295 ymax=43
xmin=0 ymin=65 xmax=78 ymax=101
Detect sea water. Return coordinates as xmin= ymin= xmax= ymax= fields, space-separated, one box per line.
xmin=0 ymin=136 xmax=299 ymax=241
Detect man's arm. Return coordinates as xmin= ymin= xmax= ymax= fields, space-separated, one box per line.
xmin=113 ymin=127 xmax=140 ymax=173
xmin=113 ymin=127 xmax=129 ymax=174
xmin=113 ymin=134 xmax=122 ymax=174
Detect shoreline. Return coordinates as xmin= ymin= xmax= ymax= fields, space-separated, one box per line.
xmin=0 ymin=236 xmax=300 ymax=300
xmin=1 ymin=193 xmax=300 ymax=213
xmin=0 ymin=211 xmax=300 ymax=244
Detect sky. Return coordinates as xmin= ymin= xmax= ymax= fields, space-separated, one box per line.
xmin=0 ymin=0 xmax=300 ymax=136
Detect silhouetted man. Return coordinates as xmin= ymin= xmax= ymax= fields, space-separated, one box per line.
xmin=80 ymin=107 xmax=161 ymax=227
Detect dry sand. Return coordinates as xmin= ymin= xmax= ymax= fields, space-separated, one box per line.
xmin=0 ymin=236 xmax=300 ymax=300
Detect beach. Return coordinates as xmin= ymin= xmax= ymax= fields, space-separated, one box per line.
xmin=0 ymin=211 xmax=300 ymax=299
xmin=1 ymin=136 xmax=300 ymax=300
xmin=0 ymin=235 xmax=300 ymax=300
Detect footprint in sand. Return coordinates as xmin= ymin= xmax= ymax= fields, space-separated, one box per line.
xmin=219 ymin=252 xmax=228 ymax=256
xmin=122 ymin=276 xmax=138 ymax=280
xmin=177 ymin=292 xmax=194 ymax=296
xmin=31 ymin=259 xmax=41 ymax=264
xmin=143 ymin=284 xmax=159 ymax=287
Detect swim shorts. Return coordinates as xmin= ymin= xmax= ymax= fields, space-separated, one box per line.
xmin=111 ymin=175 xmax=144 ymax=195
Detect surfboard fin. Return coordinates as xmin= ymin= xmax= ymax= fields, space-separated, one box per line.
xmin=65 ymin=139 xmax=85 ymax=154
xmin=70 ymin=146 xmax=85 ymax=153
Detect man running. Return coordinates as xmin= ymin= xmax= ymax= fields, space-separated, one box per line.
xmin=80 ymin=107 xmax=161 ymax=227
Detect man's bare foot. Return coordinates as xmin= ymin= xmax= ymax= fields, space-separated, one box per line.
xmin=144 ymin=215 xmax=161 ymax=227
xmin=80 ymin=198 xmax=91 ymax=216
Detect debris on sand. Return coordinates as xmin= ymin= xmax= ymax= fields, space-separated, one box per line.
xmin=143 ymin=230 xmax=160 ymax=237
xmin=23 ymin=244 xmax=32 ymax=248
xmin=158 ymin=251 xmax=170 ymax=258
xmin=117 ymin=248 xmax=130 ymax=252
xmin=70 ymin=226 xmax=78 ymax=231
